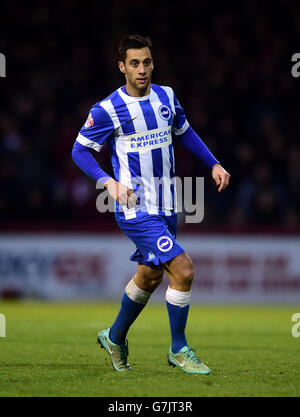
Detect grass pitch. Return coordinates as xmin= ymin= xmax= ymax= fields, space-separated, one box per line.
xmin=0 ymin=301 xmax=299 ymax=397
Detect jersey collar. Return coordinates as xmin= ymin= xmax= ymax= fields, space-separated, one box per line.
xmin=119 ymin=85 xmax=151 ymax=101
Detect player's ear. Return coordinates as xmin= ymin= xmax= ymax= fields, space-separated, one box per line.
xmin=118 ymin=61 xmax=126 ymax=74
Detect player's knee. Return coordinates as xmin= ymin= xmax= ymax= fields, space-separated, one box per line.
xmin=135 ymin=269 xmax=163 ymax=292
xmin=147 ymin=270 xmax=163 ymax=290
xmin=178 ymin=263 xmax=194 ymax=286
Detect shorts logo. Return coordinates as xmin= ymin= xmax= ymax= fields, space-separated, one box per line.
xmin=157 ymin=236 xmax=173 ymax=252
xmin=147 ymin=251 xmax=155 ymax=261
xmin=158 ymin=105 xmax=171 ymax=121
xmin=84 ymin=112 xmax=94 ymax=128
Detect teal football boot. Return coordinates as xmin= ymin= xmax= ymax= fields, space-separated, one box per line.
xmin=97 ymin=328 xmax=132 ymax=372
xmin=168 ymin=345 xmax=211 ymax=374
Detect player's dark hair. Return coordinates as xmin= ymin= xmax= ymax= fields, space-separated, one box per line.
xmin=118 ymin=34 xmax=153 ymax=62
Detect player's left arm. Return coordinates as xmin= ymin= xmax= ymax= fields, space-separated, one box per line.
xmin=211 ymin=162 xmax=231 ymax=192
xmin=177 ymin=126 xmax=231 ymax=192
xmin=172 ymin=91 xmax=231 ymax=192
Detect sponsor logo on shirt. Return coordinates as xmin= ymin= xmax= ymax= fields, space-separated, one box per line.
xmin=124 ymin=126 xmax=172 ymax=153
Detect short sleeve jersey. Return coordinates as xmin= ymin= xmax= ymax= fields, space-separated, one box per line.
xmin=76 ymin=84 xmax=189 ymax=220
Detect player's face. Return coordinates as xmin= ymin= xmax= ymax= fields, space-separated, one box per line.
xmin=118 ymin=47 xmax=154 ymax=97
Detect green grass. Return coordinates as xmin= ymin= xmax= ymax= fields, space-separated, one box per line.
xmin=0 ymin=301 xmax=299 ymax=397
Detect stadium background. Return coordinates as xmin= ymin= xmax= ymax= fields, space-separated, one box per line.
xmin=0 ymin=0 xmax=300 ymax=303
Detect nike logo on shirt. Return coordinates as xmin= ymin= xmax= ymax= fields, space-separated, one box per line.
xmin=124 ymin=116 xmax=138 ymax=125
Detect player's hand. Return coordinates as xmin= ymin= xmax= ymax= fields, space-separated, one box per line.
xmin=212 ymin=163 xmax=231 ymax=192
xmin=104 ymin=178 xmax=138 ymax=208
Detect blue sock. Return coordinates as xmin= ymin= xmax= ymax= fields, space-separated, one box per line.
xmin=166 ymin=301 xmax=189 ymax=354
xmin=109 ymin=292 xmax=146 ymax=345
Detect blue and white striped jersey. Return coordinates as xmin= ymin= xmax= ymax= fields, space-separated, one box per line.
xmin=75 ymin=84 xmax=189 ymax=220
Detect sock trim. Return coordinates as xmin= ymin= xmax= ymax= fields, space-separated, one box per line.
xmin=166 ymin=286 xmax=191 ymax=307
xmin=125 ymin=278 xmax=151 ymax=305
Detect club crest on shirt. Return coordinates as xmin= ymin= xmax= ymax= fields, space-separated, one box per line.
xmin=84 ymin=112 xmax=94 ymax=128
xmin=158 ymin=105 xmax=171 ymax=121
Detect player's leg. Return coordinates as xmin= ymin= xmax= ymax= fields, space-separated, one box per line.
xmin=109 ymin=263 xmax=163 ymax=345
xmin=98 ymin=263 xmax=163 ymax=372
xmin=164 ymin=251 xmax=194 ymax=291
xmin=162 ymin=252 xmax=194 ymax=353
xmin=162 ymin=252 xmax=211 ymax=374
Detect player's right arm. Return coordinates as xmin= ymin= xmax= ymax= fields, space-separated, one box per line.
xmin=72 ymin=104 xmax=136 ymax=207
xmin=103 ymin=178 xmax=137 ymax=207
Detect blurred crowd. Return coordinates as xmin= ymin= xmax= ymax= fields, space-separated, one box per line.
xmin=0 ymin=0 xmax=299 ymax=231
